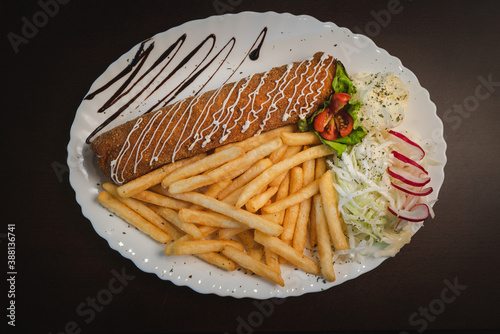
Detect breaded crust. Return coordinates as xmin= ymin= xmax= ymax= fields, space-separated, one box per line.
xmin=91 ymin=52 xmax=336 ymax=184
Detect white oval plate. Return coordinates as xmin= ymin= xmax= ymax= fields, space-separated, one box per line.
xmin=68 ymin=12 xmax=447 ymax=299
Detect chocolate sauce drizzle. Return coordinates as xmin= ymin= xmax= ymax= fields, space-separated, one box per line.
xmin=249 ymin=27 xmax=267 ymax=61
xmin=84 ymin=27 xmax=268 ymax=144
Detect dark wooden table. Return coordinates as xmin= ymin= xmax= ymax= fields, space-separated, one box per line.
xmin=3 ymin=0 xmax=499 ymax=333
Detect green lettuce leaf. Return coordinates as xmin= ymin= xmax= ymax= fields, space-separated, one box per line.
xmin=332 ymin=60 xmax=357 ymax=96
xmin=299 ymin=60 xmax=365 ymax=156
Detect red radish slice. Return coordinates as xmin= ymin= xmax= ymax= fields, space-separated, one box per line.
xmin=388 ymin=167 xmax=431 ymax=187
xmin=388 ymin=203 xmax=430 ymax=222
xmin=392 ymin=151 xmax=428 ymax=175
xmin=391 ymin=182 xmax=433 ymax=196
xmin=389 ymin=130 xmax=425 ymax=160
xmin=394 ymin=218 xmax=406 ymax=232
xmin=404 ymin=194 xmax=420 ymax=211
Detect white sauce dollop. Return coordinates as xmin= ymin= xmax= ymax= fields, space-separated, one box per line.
xmin=352 ymin=72 xmax=409 ymax=132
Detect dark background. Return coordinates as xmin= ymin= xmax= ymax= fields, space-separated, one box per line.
xmin=2 ymin=0 xmax=499 ymax=333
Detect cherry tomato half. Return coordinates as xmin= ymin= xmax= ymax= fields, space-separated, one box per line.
xmin=313 ymin=108 xmax=330 ymax=133
xmin=313 ymin=93 xmax=351 ymax=133
xmin=321 ymin=121 xmax=339 ymax=141
xmin=330 ymin=93 xmax=351 ymax=111
xmin=334 ymin=111 xmax=354 ymax=137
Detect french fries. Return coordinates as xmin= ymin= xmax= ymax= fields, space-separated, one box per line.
xmin=170 ymin=239 xmax=244 ymax=255
xmin=217 ymin=158 xmax=273 ymax=200
xmin=309 ymin=156 xmax=327 ymax=247
xmin=117 ymin=153 xmax=207 ymax=197
xmin=156 ymin=207 xmax=205 ymax=240
xmin=214 ymin=124 xmax=295 ymax=153
xmin=245 ymin=186 xmax=279 ymax=213
xmin=131 ymin=189 xmax=191 ymax=210
xmin=222 ymin=246 xmax=284 ymax=286
xmin=168 ymin=137 xmax=283 ymax=194
xmin=178 ymin=208 xmax=245 ymax=228
xmin=96 ymin=126 xmax=348 ymax=286
xmin=254 ymin=230 xmax=320 ymax=275
xmin=319 ymin=170 xmax=348 ymax=251
xmin=261 ymin=179 xmax=320 ymax=214
xmin=281 ymin=131 xmax=322 ymax=146
xmin=235 ymin=145 xmax=336 ymax=208
xmin=280 ymin=167 xmax=303 ymax=243
xmin=161 ymin=146 xmax=244 ymax=188
xmin=171 ymin=192 xmax=283 ymax=237
xmin=102 ymin=183 xmax=180 ymax=239
xmin=313 ymin=194 xmax=336 ymax=282
xmin=97 ymin=191 xmax=171 ymax=243
xmin=292 ymin=156 xmax=316 ymax=252
xmin=268 ymin=145 xmax=303 ymax=187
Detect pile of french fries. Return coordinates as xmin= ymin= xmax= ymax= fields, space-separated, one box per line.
xmin=97 ymin=125 xmax=348 ymax=286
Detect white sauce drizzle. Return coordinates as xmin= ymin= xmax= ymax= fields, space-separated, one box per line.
xmin=110 ymin=54 xmax=334 ymax=184
xmin=110 ymin=117 xmax=143 ymax=184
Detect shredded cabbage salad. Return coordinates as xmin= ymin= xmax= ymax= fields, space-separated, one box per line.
xmin=327 ymin=130 xmax=435 ymax=259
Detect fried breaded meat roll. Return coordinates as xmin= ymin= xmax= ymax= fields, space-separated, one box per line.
xmin=90 ymin=52 xmax=337 ymax=184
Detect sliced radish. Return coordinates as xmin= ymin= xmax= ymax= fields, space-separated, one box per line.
xmin=388 ymin=203 xmax=430 ymax=222
xmin=403 ymin=194 xmax=420 ymax=211
xmin=388 ymin=130 xmax=425 ymax=160
xmin=391 ymin=182 xmax=433 ymax=196
xmin=391 ymin=151 xmax=428 ymax=175
xmin=394 ymin=218 xmax=406 ymax=232
xmin=388 ymin=166 xmax=431 ymax=187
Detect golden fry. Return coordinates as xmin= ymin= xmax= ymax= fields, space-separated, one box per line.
xmin=195 ymin=252 xmax=237 ymax=271
xmin=261 ymin=179 xmax=320 ymax=214
xmin=178 ymin=208 xmax=245 ymax=228
xmin=170 ymin=239 xmax=244 ymax=255
xmin=269 ymin=145 xmax=303 ymax=187
xmin=218 ymin=227 xmax=250 ymax=240
xmin=319 ymin=170 xmax=348 ymax=251
xmin=292 ymin=156 xmax=315 ymax=252
xmin=254 ymin=230 xmax=320 ymax=275
xmin=214 ymin=124 xmax=295 ymax=153
xmin=293 ymin=199 xmax=312 ymax=252
xmin=280 ymin=167 xmax=303 ymax=242
xmin=169 ymin=137 xmax=283 ymax=194
xmin=103 ymin=183 xmax=179 ymax=239
xmin=156 ymin=207 xmax=205 ymax=240
xmin=117 ymin=153 xmax=207 ymax=197
xmin=269 ymin=144 xmax=288 ymax=164
xmin=131 ymin=189 xmax=190 ymax=210
xmin=203 ymin=179 xmax=232 ymax=199
xmin=281 ymin=131 xmax=322 ymax=146
xmin=245 ymin=186 xmax=279 ymax=213
xmin=264 ymin=247 xmax=280 ymax=273
xmin=236 ymin=145 xmax=336 ymax=208
xmin=162 ymin=146 xmax=244 ymax=187
xmin=273 ymin=172 xmax=290 ymax=226
xmin=217 ymin=158 xmax=273 ymax=200
xmin=222 ymin=246 xmax=284 ymax=286
xmin=313 ymin=194 xmax=336 ymax=282
xmin=310 ymin=156 xmax=327 ymax=247
xmin=170 ymin=192 xmax=283 ymax=237
xmin=98 ymin=191 xmax=171 ymax=243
